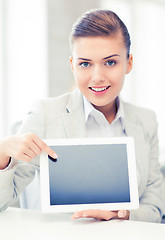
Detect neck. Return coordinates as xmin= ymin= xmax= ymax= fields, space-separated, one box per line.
xmin=93 ymin=100 xmax=117 ymax=124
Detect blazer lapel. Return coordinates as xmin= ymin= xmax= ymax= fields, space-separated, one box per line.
xmin=123 ymin=101 xmax=147 ymax=155
xmin=123 ymin=102 xmax=149 ymax=196
xmin=61 ymin=88 xmax=87 ymax=138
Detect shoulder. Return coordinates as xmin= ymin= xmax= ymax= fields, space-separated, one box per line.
xmin=122 ymin=101 xmax=158 ymax=133
xmin=123 ymin=101 xmax=156 ymax=119
xmin=33 ymin=88 xmax=83 ymax=116
xmin=33 ymin=92 xmax=72 ymax=115
xmin=42 ymin=92 xmax=72 ymax=110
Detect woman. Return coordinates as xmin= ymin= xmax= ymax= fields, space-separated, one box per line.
xmin=0 ymin=9 xmax=163 ymax=222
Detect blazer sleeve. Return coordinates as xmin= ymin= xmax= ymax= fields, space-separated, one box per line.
xmin=0 ymin=100 xmax=46 ymax=211
xmin=129 ymin=112 xmax=163 ymax=222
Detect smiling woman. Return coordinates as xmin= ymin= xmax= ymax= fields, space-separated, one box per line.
xmin=0 ymin=9 xmax=163 ymax=223
xmin=70 ymin=34 xmax=132 ymax=121
xmin=69 ymin=9 xmax=132 ymax=121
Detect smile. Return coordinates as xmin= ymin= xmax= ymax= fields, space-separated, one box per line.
xmin=89 ymin=86 xmax=111 ymax=96
xmin=89 ymin=86 xmax=110 ymax=92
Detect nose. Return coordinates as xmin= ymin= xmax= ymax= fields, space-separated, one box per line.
xmin=91 ymin=65 xmax=105 ymax=84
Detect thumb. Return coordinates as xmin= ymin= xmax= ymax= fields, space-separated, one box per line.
xmin=118 ymin=210 xmax=127 ymax=218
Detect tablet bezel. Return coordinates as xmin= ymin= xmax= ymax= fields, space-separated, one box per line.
xmin=40 ymin=137 xmax=139 ymax=213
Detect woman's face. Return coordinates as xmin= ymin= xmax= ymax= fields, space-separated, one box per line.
xmin=70 ymin=33 xmax=133 ymax=113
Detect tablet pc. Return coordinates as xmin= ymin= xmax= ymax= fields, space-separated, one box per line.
xmin=40 ymin=137 xmax=139 ymax=213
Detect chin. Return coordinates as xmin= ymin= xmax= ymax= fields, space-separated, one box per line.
xmin=91 ymin=101 xmax=110 ymax=108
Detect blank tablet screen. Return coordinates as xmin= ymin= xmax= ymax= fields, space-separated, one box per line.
xmin=40 ymin=137 xmax=139 ymax=212
xmin=48 ymin=144 xmax=130 ymax=205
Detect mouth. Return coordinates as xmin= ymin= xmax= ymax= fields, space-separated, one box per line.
xmin=89 ymin=86 xmax=111 ymax=96
xmin=89 ymin=86 xmax=110 ymax=92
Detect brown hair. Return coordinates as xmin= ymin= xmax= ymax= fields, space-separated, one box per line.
xmin=70 ymin=9 xmax=131 ymax=58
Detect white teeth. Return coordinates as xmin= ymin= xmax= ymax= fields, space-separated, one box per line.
xmin=90 ymin=87 xmax=108 ymax=92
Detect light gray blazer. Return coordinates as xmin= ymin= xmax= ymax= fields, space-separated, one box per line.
xmin=0 ymin=88 xmax=163 ymax=222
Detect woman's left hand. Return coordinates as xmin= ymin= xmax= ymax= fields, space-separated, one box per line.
xmin=71 ymin=209 xmax=130 ymax=221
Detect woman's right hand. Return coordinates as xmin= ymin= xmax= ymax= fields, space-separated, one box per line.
xmin=0 ymin=133 xmax=58 ymax=170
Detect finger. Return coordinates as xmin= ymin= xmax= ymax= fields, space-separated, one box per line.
xmin=118 ymin=210 xmax=128 ymax=219
xmin=71 ymin=210 xmax=111 ymax=220
xmin=15 ymin=153 xmax=32 ymax=162
xmin=15 ymin=145 xmax=37 ymax=160
xmin=29 ymin=140 xmax=42 ymax=156
xmin=71 ymin=211 xmax=84 ymax=220
xmin=72 ymin=210 xmax=117 ymax=221
xmin=14 ymin=144 xmax=36 ymax=161
xmin=33 ymin=135 xmax=58 ymax=159
xmin=23 ymin=134 xmax=45 ymax=157
xmin=23 ymin=153 xmax=33 ymax=162
xmin=24 ymin=147 xmax=37 ymax=159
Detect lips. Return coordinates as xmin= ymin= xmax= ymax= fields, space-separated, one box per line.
xmin=89 ymin=86 xmax=109 ymax=92
xmin=89 ymin=86 xmax=111 ymax=96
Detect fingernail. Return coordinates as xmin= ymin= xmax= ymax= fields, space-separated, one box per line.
xmin=53 ymin=153 xmax=58 ymax=158
xmin=82 ymin=213 xmax=88 ymax=217
xmin=118 ymin=211 xmax=125 ymax=218
xmin=48 ymin=155 xmax=58 ymax=162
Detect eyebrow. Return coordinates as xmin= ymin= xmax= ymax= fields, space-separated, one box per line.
xmin=77 ymin=54 xmax=120 ymax=61
xmin=103 ymin=54 xmax=120 ymax=60
xmin=77 ymin=57 xmax=92 ymax=61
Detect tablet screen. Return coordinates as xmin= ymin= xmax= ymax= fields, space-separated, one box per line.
xmin=49 ymin=144 xmax=130 ymax=205
xmin=40 ymin=137 xmax=139 ymax=212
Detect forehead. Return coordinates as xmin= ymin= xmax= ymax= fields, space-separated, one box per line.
xmin=72 ymin=34 xmax=127 ymax=59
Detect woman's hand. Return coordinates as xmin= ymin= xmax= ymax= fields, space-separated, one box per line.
xmin=0 ymin=133 xmax=58 ymax=169
xmin=71 ymin=209 xmax=130 ymax=221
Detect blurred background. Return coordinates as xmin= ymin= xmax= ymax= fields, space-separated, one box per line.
xmin=0 ymin=0 xmax=165 ymax=164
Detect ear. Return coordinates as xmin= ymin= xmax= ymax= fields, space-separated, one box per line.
xmin=126 ymin=54 xmax=133 ymax=74
xmin=69 ymin=56 xmax=74 ymax=72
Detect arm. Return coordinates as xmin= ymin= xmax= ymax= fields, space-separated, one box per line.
xmin=129 ymin=113 xmax=163 ymax=222
xmin=0 ymin=134 xmax=57 ymax=170
xmin=0 ymin=101 xmax=57 ymax=211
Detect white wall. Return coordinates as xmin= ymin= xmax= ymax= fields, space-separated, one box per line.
xmin=0 ymin=0 xmax=48 ymax=137
xmin=0 ymin=0 xmax=5 ymax=137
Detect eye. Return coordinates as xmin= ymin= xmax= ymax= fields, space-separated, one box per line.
xmin=79 ymin=62 xmax=90 ymax=68
xmin=105 ymin=60 xmax=116 ymax=66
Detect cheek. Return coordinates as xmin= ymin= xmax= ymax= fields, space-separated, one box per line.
xmin=110 ymin=67 xmax=126 ymax=84
xmin=74 ymin=69 xmax=90 ymax=87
